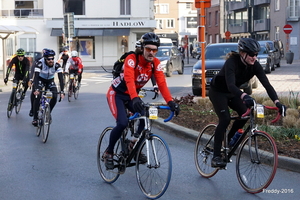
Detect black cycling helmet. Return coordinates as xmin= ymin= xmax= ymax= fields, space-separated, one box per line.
xmin=43 ymin=49 xmax=55 ymax=57
xmin=140 ymin=32 xmax=160 ymax=47
xmin=16 ymin=48 xmax=25 ymax=56
xmin=238 ymin=38 xmax=261 ymax=53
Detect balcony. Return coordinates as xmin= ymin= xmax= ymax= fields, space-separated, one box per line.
xmin=253 ymin=0 xmax=270 ymax=6
xmin=253 ymin=18 xmax=270 ymax=32
xmin=229 ymin=0 xmax=248 ymax=11
xmin=228 ymin=21 xmax=248 ymax=34
xmin=1 ymin=9 xmax=43 ymax=18
xmin=287 ymin=6 xmax=300 ymax=22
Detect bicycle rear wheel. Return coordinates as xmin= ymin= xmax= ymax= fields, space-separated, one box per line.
xmin=194 ymin=124 xmax=219 ymax=178
xmin=97 ymin=127 xmax=120 ymax=183
xmin=42 ymin=104 xmax=51 ymax=143
xmin=236 ymin=131 xmax=278 ymax=193
xmin=136 ymin=134 xmax=172 ymax=199
xmin=68 ymin=80 xmax=73 ymax=102
xmin=74 ymin=84 xmax=79 ymax=100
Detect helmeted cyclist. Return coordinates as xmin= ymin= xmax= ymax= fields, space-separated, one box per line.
xmin=65 ymin=50 xmax=83 ymax=87
xmin=104 ymin=32 xmax=180 ymax=169
xmin=209 ymin=38 xmax=286 ymax=168
xmin=56 ymin=46 xmax=70 ymax=73
xmin=31 ymin=49 xmax=65 ymax=126
xmin=4 ymin=48 xmax=30 ymax=99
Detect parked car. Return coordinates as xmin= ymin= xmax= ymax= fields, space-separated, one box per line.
xmin=257 ymin=45 xmax=275 ymax=74
xmin=192 ymin=43 xmax=258 ymax=96
xmin=156 ymin=46 xmax=184 ymax=77
xmin=258 ymin=40 xmax=284 ymax=69
xmin=159 ymin=38 xmax=173 ymax=46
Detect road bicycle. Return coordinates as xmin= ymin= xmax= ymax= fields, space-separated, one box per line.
xmin=67 ymin=72 xmax=79 ymax=102
xmin=7 ymin=80 xmax=25 ymax=118
xmin=36 ymin=89 xmax=61 ymax=143
xmin=97 ymin=95 xmax=174 ymax=199
xmin=194 ymin=101 xmax=281 ymax=193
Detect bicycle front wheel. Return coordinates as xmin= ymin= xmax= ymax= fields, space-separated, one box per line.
xmin=136 ymin=134 xmax=172 ymax=199
xmin=194 ymin=124 xmax=219 ymax=178
xmin=97 ymin=127 xmax=120 ymax=183
xmin=42 ymin=105 xmax=51 ymax=143
xmin=236 ymin=131 xmax=278 ymax=193
xmin=7 ymin=91 xmax=15 ymax=118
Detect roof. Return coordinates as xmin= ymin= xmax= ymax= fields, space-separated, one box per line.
xmin=0 ymin=25 xmax=38 ymax=34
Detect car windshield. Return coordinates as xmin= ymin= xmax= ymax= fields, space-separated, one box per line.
xmin=259 ymin=46 xmax=268 ymax=55
xmin=205 ymin=45 xmax=237 ymax=59
xmin=157 ymin=48 xmax=170 ymax=57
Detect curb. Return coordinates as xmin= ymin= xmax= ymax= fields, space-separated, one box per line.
xmin=152 ymin=118 xmax=300 ymax=173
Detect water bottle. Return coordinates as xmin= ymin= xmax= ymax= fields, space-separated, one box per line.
xmin=229 ymin=129 xmax=244 ymax=147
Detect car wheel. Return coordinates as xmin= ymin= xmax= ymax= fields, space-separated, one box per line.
xmin=271 ymin=63 xmax=275 ymax=71
xmin=265 ymin=63 xmax=271 ymax=74
xmin=192 ymin=87 xmax=201 ymax=96
xmin=166 ymin=64 xmax=173 ymax=77
xmin=177 ymin=61 xmax=184 ymax=74
xmin=243 ymin=84 xmax=252 ymax=95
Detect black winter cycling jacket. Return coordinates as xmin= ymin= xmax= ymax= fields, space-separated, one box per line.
xmin=211 ymin=53 xmax=278 ymax=101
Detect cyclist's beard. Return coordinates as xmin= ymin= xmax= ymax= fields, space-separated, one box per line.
xmin=46 ymin=62 xmax=54 ymax=67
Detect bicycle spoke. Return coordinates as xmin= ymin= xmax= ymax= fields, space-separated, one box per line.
xmin=194 ymin=124 xmax=219 ymax=178
xmin=136 ymin=135 xmax=172 ymax=199
xmin=236 ymin=131 xmax=278 ymax=193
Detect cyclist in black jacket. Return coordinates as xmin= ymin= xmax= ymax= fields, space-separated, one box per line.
xmin=4 ymin=48 xmax=30 ymax=99
xmin=209 ymin=38 xmax=286 ymax=168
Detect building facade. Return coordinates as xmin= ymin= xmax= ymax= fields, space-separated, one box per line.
xmin=0 ymin=0 xmax=156 ymax=69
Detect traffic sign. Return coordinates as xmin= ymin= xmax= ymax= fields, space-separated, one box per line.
xmin=283 ymin=24 xmax=293 ymax=34
xmin=195 ymin=0 xmax=211 ymax=8
xmin=225 ymin=31 xmax=231 ymax=39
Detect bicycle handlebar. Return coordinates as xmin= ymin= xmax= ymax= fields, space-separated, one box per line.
xmin=129 ymin=105 xmax=174 ymax=122
xmin=241 ymin=105 xmax=281 ymax=123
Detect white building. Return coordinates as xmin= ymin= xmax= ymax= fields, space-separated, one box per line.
xmin=0 ymin=0 xmax=156 ymax=69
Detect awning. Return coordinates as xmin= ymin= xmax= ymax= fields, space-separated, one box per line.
xmin=77 ymin=28 xmax=103 ymax=36
xmin=50 ymin=28 xmax=63 ymax=36
xmin=50 ymin=28 xmax=130 ymax=37
xmin=103 ymin=28 xmax=130 ymax=36
xmin=0 ymin=25 xmax=38 ymax=34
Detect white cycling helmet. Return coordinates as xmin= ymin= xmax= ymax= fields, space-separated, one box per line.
xmin=71 ymin=50 xmax=78 ymax=57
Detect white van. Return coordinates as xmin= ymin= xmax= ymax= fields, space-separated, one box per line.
xmin=159 ymin=38 xmax=173 ymax=46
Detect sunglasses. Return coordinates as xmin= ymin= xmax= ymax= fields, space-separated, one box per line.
xmin=18 ymin=55 xmax=24 ymax=57
xmin=46 ymin=57 xmax=55 ymax=61
xmin=144 ymin=47 xmax=158 ymax=53
xmin=248 ymin=52 xmax=258 ymax=57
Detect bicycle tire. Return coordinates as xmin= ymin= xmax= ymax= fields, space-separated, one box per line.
xmin=36 ymin=109 xmax=42 ymax=137
xmin=7 ymin=90 xmax=15 ymax=118
xmin=15 ymin=89 xmax=23 ymax=114
xmin=74 ymin=80 xmax=79 ymax=100
xmin=97 ymin=127 xmax=120 ymax=183
xmin=42 ymin=104 xmax=51 ymax=143
xmin=236 ymin=131 xmax=278 ymax=193
xmin=194 ymin=124 xmax=219 ymax=178
xmin=136 ymin=134 xmax=172 ymax=199
xmin=68 ymin=80 xmax=73 ymax=102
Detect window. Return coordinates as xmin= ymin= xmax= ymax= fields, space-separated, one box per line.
xmin=20 ymin=38 xmax=36 ymax=52
xmin=187 ymin=17 xmax=197 ymax=28
xmin=208 ymin=12 xmax=211 ymax=26
xmin=120 ymin=0 xmax=131 ymax=15
xmin=215 ymin=11 xmax=219 ymax=26
xmin=166 ymin=19 xmax=174 ymax=28
xmin=15 ymin=1 xmax=34 ymax=8
xmin=275 ymin=26 xmax=280 ymax=40
xmin=275 ymin=0 xmax=280 ymax=11
xmin=64 ymin=0 xmax=85 ymax=15
xmin=156 ymin=19 xmax=163 ymax=29
xmin=160 ymin=4 xmax=169 ymax=14
xmin=154 ymin=4 xmax=158 ymax=14
xmin=289 ymin=0 xmax=299 ymax=17
xmin=215 ymin=34 xmax=219 ymax=43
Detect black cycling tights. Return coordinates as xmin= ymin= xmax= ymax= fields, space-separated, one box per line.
xmin=209 ymin=87 xmax=248 ymax=157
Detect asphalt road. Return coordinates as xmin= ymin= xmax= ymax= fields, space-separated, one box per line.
xmin=0 ymin=64 xmax=300 ymax=199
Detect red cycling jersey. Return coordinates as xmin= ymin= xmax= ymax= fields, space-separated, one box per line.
xmin=112 ymin=53 xmax=173 ymax=103
xmin=66 ymin=57 xmax=83 ymax=73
